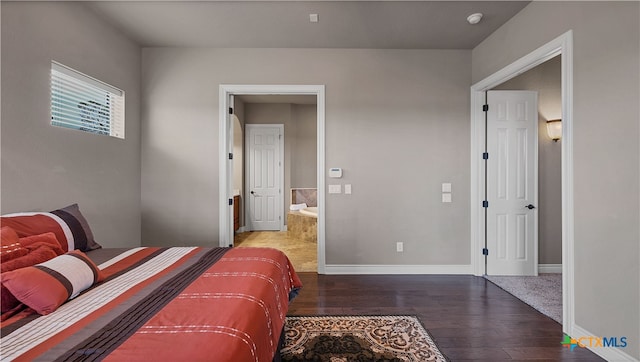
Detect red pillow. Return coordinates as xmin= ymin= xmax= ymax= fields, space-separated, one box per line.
xmin=1 ymin=284 xmax=21 ymax=314
xmin=1 ymin=250 xmax=104 ymax=315
xmin=1 ymin=226 xmax=19 ymax=244
xmin=1 ymin=204 xmax=102 ymax=252
xmin=1 ymin=233 xmax=65 ymax=313
xmin=1 ymin=214 xmax=69 ymax=250
xmin=1 ymin=243 xmax=61 ymax=273
xmin=1 ymin=226 xmax=29 ymax=262
xmin=19 ymin=232 xmax=64 ymax=254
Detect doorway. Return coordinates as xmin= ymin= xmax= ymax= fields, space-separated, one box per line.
xmin=218 ymin=84 xmax=326 ymax=274
xmin=470 ymin=30 xmax=573 ymax=332
xmin=482 ymin=58 xmax=563 ymax=324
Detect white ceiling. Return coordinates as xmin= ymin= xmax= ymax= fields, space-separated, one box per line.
xmin=85 ymin=1 xmax=530 ymax=49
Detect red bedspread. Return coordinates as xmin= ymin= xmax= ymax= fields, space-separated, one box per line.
xmin=0 ymin=247 xmax=302 ymax=362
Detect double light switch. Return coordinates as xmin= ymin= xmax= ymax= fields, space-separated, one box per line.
xmin=329 ymin=184 xmax=352 ymax=194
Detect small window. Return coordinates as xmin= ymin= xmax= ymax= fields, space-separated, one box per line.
xmin=50 ymin=61 xmax=124 ymax=139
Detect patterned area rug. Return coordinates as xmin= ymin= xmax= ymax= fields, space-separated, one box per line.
xmin=281 ymin=315 xmax=447 ymax=362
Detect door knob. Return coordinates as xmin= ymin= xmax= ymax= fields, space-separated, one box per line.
xmin=250 ymin=191 xmax=255 ymax=195
xmin=525 ymin=204 xmax=536 ymax=209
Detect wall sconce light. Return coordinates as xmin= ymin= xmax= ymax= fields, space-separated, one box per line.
xmin=546 ymin=119 xmax=562 ymax=142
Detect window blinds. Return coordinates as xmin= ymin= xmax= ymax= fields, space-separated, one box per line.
xmin=51 ymin=62 xmax=125 ymax=139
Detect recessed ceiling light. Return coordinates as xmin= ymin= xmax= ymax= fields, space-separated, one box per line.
xmin=467 ymin=13 xmax=483 ymax=25
xmin=309 ymin=14 xmax=319 ymax=23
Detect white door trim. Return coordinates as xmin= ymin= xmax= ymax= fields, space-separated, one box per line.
xmin=470 ymin=30 xmax=574 ymax=333
xmin=245 ymin=124 xmax=285 ymax=232
xmin=219 ymin=84 xmax=326 ymax=274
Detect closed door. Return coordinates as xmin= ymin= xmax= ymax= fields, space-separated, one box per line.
xmin=245 ymin=124 xmax=283 ymax=231
xmin=486 ymin=90 xmax=538 ymax=276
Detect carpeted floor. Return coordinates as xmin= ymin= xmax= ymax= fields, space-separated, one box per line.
xmin=485 ymin=273 xmax=562 ymax=324
xmin=282 ymin=315 xmax=447 ymax=362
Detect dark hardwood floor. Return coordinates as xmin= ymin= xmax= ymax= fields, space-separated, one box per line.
xmin=288 ymin=273 xmax=604 ymax=361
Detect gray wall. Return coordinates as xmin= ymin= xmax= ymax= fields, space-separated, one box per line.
xmin=494 ymin=56 xmax=562 ymax=265
xmin=244 ymin=102 xmax=317 ymax=225
xmin=291 ymin=104 xmax=318 ymax=189
xmin=473 ymin=2 xmax=639 ymax=358
xmin=141 ymin=48 xmax=471 ymax=265
xmin=1 ymin=2 xmax=141 ymax=247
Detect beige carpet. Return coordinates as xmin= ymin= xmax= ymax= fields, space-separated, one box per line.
xmin=282 ymin=316 xmax=447 ymax=362
xmin=485 ymin=274 xmax=562 ymax=324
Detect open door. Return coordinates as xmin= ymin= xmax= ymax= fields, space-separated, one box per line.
xmin=245 ymin=124 xmax=284 ymax=231
xmin=486 ymin=90 xmax=538 ymax=276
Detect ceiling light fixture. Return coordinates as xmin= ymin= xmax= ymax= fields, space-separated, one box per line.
xmin=467 ymin=13 xmax=483 ymax=25
xmin=309 ymin=14 xmax=319 ymax=23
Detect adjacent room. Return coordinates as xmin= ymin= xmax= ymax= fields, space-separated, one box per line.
xmin=1 ymin=1 xmax=638 ymax=361
xmin=231 ymin=95 xmax=319 ymax=272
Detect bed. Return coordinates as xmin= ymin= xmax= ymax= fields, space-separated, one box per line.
xmin=1 ymin=206 xmax=302 ymax=362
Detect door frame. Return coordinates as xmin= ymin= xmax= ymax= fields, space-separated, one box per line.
xmin=244 ymin=124 xmax=285 ymax=232
xmin=470 ymin=30 xmax=573 ymax=332
xmin=219 ymin=84 xmax=326 ymax=274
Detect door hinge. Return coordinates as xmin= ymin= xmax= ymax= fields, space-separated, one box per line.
xmin=482 ymin=152 xmax=489 ymax=160
xmin=482 ymin=104 xmax=489 ymax=112
xmin=228 ymin=198 xmax=233 ymax=206
xmin=228 ymin=153 xmax=233 ymax=160
xmin=482 ymin=248 xmax=489 ymax=256
xmin=482 ymin=200 xmax=489 ymax=208
xmin=229 ymin=107 xmax=234 ymax=114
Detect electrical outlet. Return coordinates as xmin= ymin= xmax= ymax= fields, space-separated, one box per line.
xmin=396 ymin=242 xmax=403 ymax=252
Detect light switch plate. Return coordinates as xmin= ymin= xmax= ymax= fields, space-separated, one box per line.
xmin=344 ymin=184 xmax=352 ymax=194
xmin=329 ymin=184 xmax=342 ymax=194
xmin=442 ymin=193 xmax=452 ymax=203
xmin=442 ymin=183 xmax=452 ymax=193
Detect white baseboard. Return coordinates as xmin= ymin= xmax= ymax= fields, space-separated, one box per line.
xmin=570 ymin=324 xmax=639 ymax=362
xmin=324 ymin=264 xmax=472 ymax=275
xmin=538 ymin=264 xmax=562 ymax=273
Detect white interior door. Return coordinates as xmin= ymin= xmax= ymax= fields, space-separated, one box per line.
xmin=245 ymin=124 xmax=283 ymax=231
xmin=486 ymin=90 xmax=538 ymax=276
